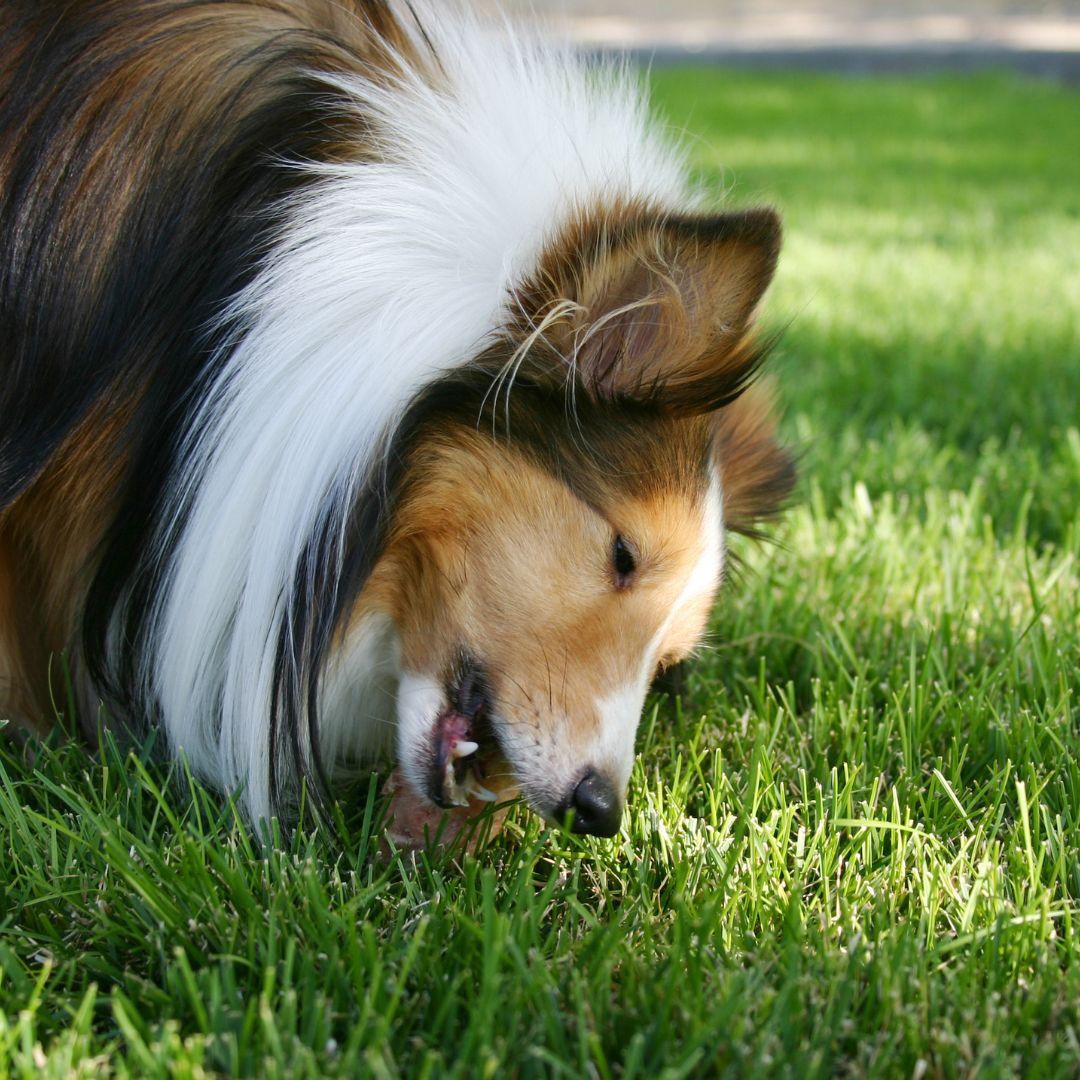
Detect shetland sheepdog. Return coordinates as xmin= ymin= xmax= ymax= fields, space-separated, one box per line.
xmin=0 ymin=1 xmax=794 ymax=843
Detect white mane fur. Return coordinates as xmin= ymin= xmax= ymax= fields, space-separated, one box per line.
xmin=145 ymin=3 xmax=689 ymax=820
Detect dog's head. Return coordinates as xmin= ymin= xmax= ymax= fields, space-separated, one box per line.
xmin=357 ymin=208 xmax=794 ymax=835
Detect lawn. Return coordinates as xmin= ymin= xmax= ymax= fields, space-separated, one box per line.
xmin=2 ymin=70 xmax=1078 ymax=1077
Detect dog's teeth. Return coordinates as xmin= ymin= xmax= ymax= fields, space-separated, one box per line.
xmin=444 ymin=776 xmax=469 ymax=807
xmin=464 ymin=776 xmax=498 ymax=802
xmin=452 ymin=740 xmax=479 ymax=759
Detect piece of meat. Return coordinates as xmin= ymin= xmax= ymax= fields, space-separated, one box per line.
xmin=382 ymin=767 xmax=515 ymax=852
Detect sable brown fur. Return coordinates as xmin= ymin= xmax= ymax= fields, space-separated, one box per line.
xmin=714 ymin=381 xmax=797 ymax=538
xmin=0 ymin=400 xmax=131 ymax=727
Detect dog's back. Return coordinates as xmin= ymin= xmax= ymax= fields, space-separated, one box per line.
xmin=0 ymin=1 xmax=411 ymax=722
xmin=0 ymin=1 xmax=402 ymax=502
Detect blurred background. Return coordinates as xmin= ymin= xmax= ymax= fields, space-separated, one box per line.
xmin=478 ymin=1 xmax=1080 ymax=78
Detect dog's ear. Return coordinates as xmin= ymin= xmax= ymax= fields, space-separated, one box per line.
xmin=518 ymin=207 xmax=781 ymax=412
xmin=713 ymin=380 xmax=796 ymax=537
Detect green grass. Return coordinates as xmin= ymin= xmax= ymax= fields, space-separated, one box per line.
xmin=2 ymin=70 xmax=1078 ymax=1077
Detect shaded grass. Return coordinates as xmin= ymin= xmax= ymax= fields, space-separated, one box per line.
xmin=2 ymin=70 xmax=1079 ymax=1076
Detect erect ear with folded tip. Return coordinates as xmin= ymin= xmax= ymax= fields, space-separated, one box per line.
xmin=517 ymin=207 xmax=782 ymax=413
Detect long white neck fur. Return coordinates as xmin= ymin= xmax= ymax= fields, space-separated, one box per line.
xmin=145 ymin=4 xmax=688 ymax=820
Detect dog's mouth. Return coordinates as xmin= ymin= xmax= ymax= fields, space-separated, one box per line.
xmin=426 ymin=661 xmax=505 ymax=809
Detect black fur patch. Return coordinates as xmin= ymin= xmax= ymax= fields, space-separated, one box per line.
xmin=0 ymin=3 xmax=368 ymax=725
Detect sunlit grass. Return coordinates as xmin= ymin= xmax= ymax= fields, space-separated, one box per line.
xmin=2 ymin=70 xmax=1078 ymax=1076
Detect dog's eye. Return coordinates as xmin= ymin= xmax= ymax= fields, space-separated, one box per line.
xmin=612 ymin=534 xmax=637 ymax=586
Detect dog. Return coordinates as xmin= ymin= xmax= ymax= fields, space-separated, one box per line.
xmin=0 ymin=1 xmax=794 ymax=842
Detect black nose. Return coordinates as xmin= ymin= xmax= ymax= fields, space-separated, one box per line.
xmin=559 ymin=770 xmax=622 ymax=837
